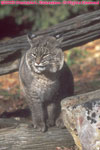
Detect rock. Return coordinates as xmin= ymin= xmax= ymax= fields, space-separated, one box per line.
xmin=61 ymin=93 xmax=100 ymax=150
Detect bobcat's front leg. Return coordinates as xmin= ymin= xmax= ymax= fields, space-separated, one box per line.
xmin=29 ymin=100 xmax=46 ymax=132
xmin=47 ymin=103 xmax=56 ymax=127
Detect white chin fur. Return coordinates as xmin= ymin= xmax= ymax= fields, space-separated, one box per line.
xmin=33 ymin=66 xmax=46 ymax=73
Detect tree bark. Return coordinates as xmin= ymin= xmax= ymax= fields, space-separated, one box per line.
xmin=0 ymin=9 xmax=100 ymax=75
xmin=0 ymin=118 xmax=74 ymax=150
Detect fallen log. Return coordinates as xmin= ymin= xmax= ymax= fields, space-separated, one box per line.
xmin=0 ymin=118 xmax=74 ymax=150
xmin=0 ymin=9 xmax=100 ymax=75
xmin=1 ymin=89 xmax=100 ymax=150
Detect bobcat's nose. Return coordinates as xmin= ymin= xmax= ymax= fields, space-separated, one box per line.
xmin=35 ymin=57 xmax=41 ymax=65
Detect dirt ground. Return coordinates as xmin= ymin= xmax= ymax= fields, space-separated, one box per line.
xmin=0 ymin=39 xmax=100 ymax=150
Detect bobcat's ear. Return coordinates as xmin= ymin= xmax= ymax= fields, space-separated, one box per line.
xmin=27 ymin=33 xmax=36 ymax=47
xmin=55 ymin=34 xmax=63 ymax=45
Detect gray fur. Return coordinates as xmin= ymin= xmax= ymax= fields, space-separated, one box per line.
xmin=19 ymin=35 xmax=74 ymax=132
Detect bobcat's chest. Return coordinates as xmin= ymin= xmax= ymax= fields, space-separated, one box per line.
xmin=31 ymin=74 xmax=59 ymax=101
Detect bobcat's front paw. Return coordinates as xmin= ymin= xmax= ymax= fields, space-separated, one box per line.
xmin=46 ymin=118 xmax=55 ymax=127
xmin=56 ymin=115 xmax=65 ymax=129
xmin=32 ymin=121 xmax=46 ymax=132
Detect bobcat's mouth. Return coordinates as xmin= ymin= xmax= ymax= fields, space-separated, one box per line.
xmin=35 ymin=66 xmax=46 ymax=73
xmin=33 ymin=63 xmax=46 ymax=73
xmin=36 ymin=66 xmax=46 ymax=71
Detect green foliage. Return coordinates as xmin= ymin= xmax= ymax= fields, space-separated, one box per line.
xmin=0 ymin=6 xmax=12 ymax=19
xmin=0 ymin=2 xmax=99 ymax=32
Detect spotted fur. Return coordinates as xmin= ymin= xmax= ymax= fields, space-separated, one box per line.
xmin=19 ymin=35 xmax=74 ymax=132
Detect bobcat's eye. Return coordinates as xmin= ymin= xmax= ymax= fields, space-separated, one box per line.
xmin=42 ymin=54 xmax=49 ymax=58
xmin=32 ymin=53 xmax=36 ymax=57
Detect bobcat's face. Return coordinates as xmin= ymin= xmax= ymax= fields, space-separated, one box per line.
xmin=26 ymin=35 xmax=64 ymax=74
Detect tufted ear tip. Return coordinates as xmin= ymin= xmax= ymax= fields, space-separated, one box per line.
xmin=55 ymin=34 xmax=63 ymax=44
xmin=55 ymin=34 xmax=60 ymax=39
xmin=27 ymin=32 xmax=36 ymax=40
xmin=27 ymin=33 xmax=36 ymax=47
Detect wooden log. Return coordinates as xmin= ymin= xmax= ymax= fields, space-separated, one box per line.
xmin=0 ymin=9 xmax=100 ymax=75
xmin=0 ymin=118 xmax=74 ymax=150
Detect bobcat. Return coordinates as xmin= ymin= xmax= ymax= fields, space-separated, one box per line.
xmin=19 ymin=34 xmax=74 ymax=132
